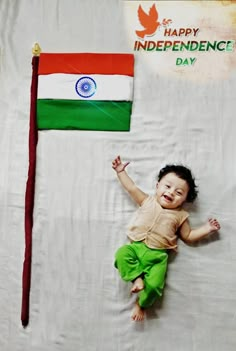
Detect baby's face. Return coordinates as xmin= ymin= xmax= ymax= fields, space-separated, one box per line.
xmin=156 ymin=172 xmax=189 ymax=209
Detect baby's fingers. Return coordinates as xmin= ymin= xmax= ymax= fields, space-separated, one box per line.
xmin=209 ymin=218 xmax=221 ymax=230
xmin=112 ymin=156 xmax=122 ymax=170
xmin=112 ymin=156 xmax=119 ymax=165
xmin=113 ymin=156 xmax=121 ymax=164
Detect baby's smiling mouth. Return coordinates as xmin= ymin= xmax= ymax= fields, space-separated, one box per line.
xmin=163 ymin=194 xmax=172 ymax=202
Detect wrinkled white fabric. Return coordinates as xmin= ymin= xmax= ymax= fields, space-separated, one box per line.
xmin=0 ymin=1 xmax=236 ymax=350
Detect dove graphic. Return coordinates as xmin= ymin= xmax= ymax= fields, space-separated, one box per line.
xmin=135 ymin=4 xmax=160 ymax=39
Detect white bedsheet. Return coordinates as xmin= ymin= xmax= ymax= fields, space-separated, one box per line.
xmin=0 ymin=1 xmax=236 ymax=350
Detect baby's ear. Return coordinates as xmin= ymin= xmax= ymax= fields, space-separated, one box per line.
xmin=156 ymin=182 xmax=159 ymax=189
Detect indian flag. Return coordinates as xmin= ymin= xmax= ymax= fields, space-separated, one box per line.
xmin=37 ymin=53 xmax=134 ymax=131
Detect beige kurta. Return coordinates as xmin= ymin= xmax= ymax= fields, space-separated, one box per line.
xmin=127 ymin=195 xmax=189 ymax=250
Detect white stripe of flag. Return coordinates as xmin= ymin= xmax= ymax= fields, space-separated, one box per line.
xmin=38 ymin=74 xmax=133 ymax=101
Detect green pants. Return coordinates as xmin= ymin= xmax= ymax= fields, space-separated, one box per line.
xmin=114 ymin=241 xmax=168 ymax=308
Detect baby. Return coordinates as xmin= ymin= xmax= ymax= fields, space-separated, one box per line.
xmin=112 ymin=156 xmax=220 ymax=321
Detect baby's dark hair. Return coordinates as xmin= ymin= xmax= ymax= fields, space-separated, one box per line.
xmin=157 ymin=164 xmax=198 ymax=203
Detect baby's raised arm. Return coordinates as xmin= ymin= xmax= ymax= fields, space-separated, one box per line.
xmin=112 ymin=156 xmax=148 ymax=206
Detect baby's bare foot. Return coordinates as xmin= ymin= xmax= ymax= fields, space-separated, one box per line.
xmin=131 ymin=302 xmax=145 ymax=321
xmin=130 ymin=277 xmax=144 ymax=293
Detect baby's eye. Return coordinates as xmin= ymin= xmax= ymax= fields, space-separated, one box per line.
xmin=165 ymin=184 xmax=170 ymax=188
xmin=176 ymin=191 xmax=183 ymax=196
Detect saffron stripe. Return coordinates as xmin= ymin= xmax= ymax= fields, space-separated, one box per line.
xmin=37 ymin=99 xmax=132 ymax=131
xmin=38 ymin=53 xmax=134 ymax=76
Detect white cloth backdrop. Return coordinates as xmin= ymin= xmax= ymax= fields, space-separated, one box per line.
xmin=0 ymin=0 xmax=236 ymax=350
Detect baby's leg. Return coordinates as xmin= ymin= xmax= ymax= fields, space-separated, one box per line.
xmin=114 ymin=243 xmax=144 ymax=283
xmin=138 ymin=250 xmax=168 ymax=309
xmin=115 ymin=243 xmax=168 ymax=321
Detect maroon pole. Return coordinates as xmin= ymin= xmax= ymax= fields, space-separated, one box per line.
xmin=21 ymin=55 xmax=39 ymax=327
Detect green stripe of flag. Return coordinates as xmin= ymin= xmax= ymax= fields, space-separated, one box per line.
xmin=37 ymin=99 xmax=132 ymax=131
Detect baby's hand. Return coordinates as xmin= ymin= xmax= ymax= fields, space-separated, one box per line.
xmin=208 ymin=218 xmax=221 ymax=232
xmin=112 ymin=155 xmax=130 ymax=173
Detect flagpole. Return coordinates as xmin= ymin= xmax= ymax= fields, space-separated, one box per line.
xmin=21 ymin=44 xmax=40 ymax=327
